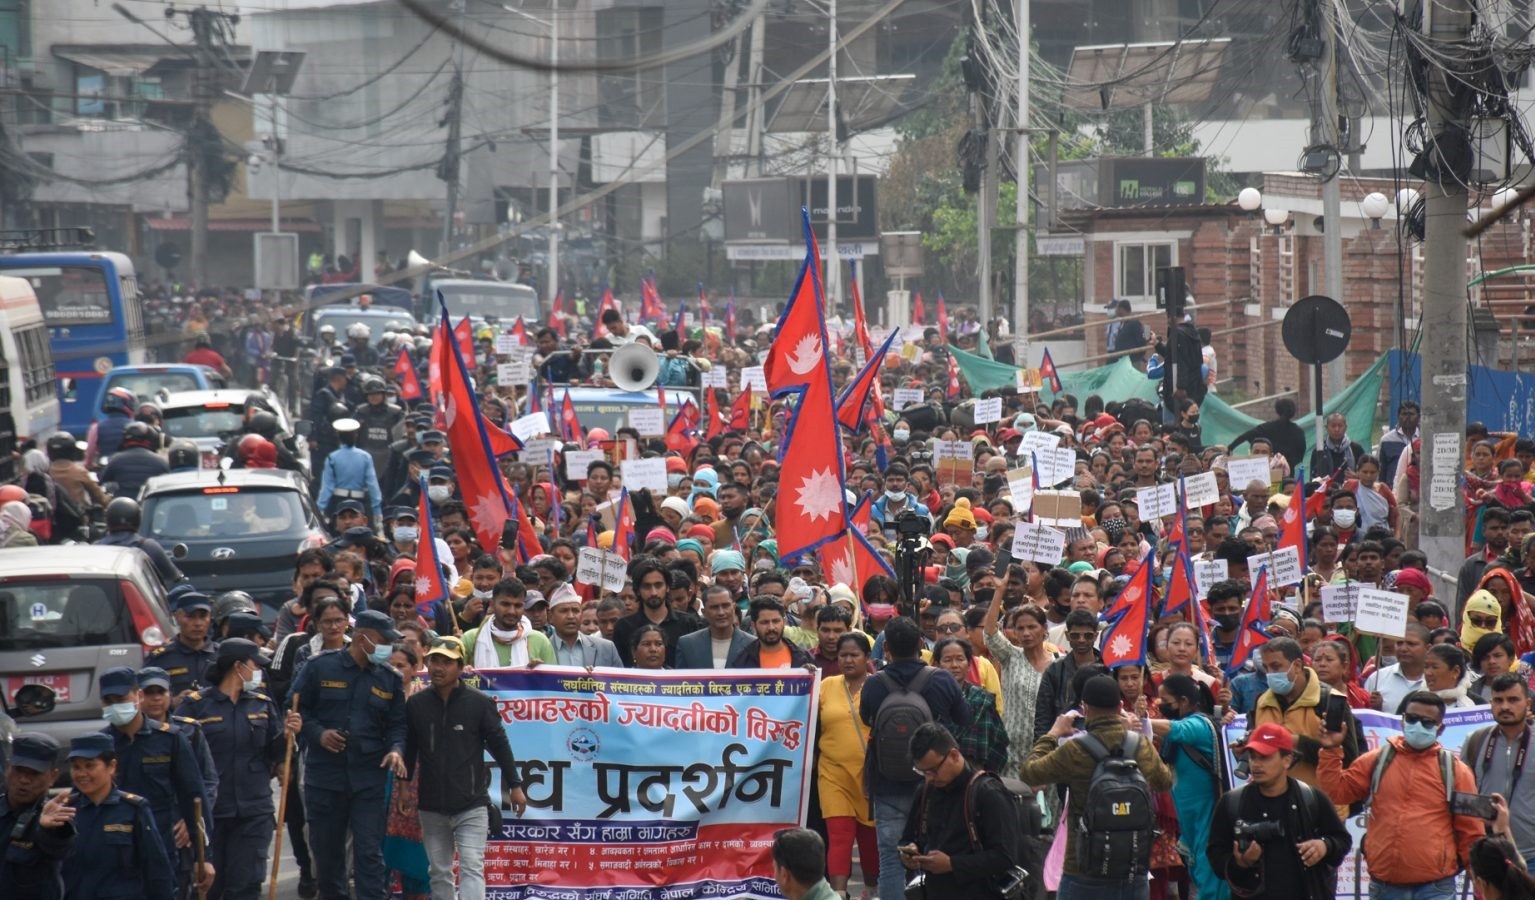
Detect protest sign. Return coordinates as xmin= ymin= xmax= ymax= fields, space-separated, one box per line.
xmin=1033 ymin=448 xmax=1076 ymax=487
xmin=575 ymin=547 xmax=628 ymax=592
xmin=620 ymin=458 xmax=668 ymax=494
xmin=1246 ymin=545 xmax=1303 ymax=588
xmin=972 ymin=397 xmax=1003 ymax=425
xmin=500 ymin=347 xmax=535 ymax=384
xmin=1011 ymin=521 xmax=1067 ymax=565
xmin=472 ymin=667 xmax=818 ymax=899
xmin=564 ymin=449 xmax=604 ymax=480
xmin=1031 ymin=491 xmax=1083 ymax=529
xmin=511 ymin=411 xmax=552 ymax=441
xmin=1006 ymin=467 xmax=1034 ymax=513
xmin=1181 ymin=471 xmax=1220 ymax=509
xmin=701 ymin=367 xmax=728 ymax=389
xmin=891 ymin=388 xmax=924 ymax=411
xmin=1319 ymin=582 xmax=1361 ymax=624
xmin=1192 ymin=559 xmax=1228 ymax=599
xmin=521 ymin=438 xmax=558 ymax=463
xmin=628 ymin=407 xmax=666 ymax=437
xmin=934 ymin=441 xmax=973 ymax=487
xmin=1136 ymin=483 xmax=1179 ymax=521
xmin=1226 ymin=456 xmax=1272 ymax=492
xmin=1020 ymin=431 xmax=1060 ymax=454
xmin=494 ymin=332 xmax=521 ymax=356
xmin=1355 ymin=588 xmax=1411 ymax=638
xmin=740 ymin=366 xmax=767 ymax=395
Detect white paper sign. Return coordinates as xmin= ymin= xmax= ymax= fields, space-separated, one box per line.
xmin=1226 ymin=456 xmax=1272 ymax=492
xmin=1193 ymin=559 xmax=1228 ymax=599
xmin=1355 ymin=588 xmax=1412 ymax=638
xmin=496 ymin=363 xmax=520 ymax=385
xmin=1431 ymin=432 xmax=1461 ymax=469
xmin=934 ymin=440 xmax=974 ymax=462
xmin=1136 ymin=483 xmax=1179 ymax=521
xmin=564 ymin=449 xmax=605 ymax=480
xmin=521 ymin=438 xmax=558 ymax=461
xmin=620 ymin=457 xmax=668 ymax=494
xmin=892 ymin=388 xmax=924 ymax=411
xmin=1320 ymin=581 xmax=1362 ymax=624
xmin=972 ymin=397 xmax=1004 ymax=425
xmin=1429 ymin=432 xmax=1461 ymax=512
xmin=576 ymin=546 xmax=628 ymax=593
xmin=1247 ymin=545 xmax=1304 ymax=588
xmin=1020 ymin=431 xmax=1061 ymax=454
xmin=740 ymin=366 xmax=767 ymax=395
xmin=511 ymin=411 xmax=551 ymax=441
xmin=628 ymin=408 xmax=666 ymax=437
xmin=701 ymin=367 xmax=728 ymax=389
xmin=1007 ymin=467 xmax=1035 ymax=512
xmin=1181 ymin=471 xmax=1220 ymax=509
xmin=1011 ymin=521 xmax=1067 ymax=565
xmin=501 ymin=347 xmax=535 ymax=383
xmin=1032 ymin=447 xmax=1076 ymax=487
xmin=494 ymin=333 xmax=519 ymax=356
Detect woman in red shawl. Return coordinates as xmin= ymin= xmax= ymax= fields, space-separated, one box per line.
xmin=1479 ymin=566 xmax=1535 ymax=657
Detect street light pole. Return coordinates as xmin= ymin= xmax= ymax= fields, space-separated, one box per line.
xmin=825 ymin=0 xmax=839 ymax=311
xmin=502 ymin=4 xmax=559 ymax=307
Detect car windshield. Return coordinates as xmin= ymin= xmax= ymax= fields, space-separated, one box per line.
xmin=438 ymin=285 xmax=539 ymax=321
xmin=314 ymin=310 xmax=415 ymax=343
xmin=145 ymin=488 xmax=309 ymax=539
xmin=0 ymin=579 xmax=133 ymax=650
xmin=105 ymin=372 xmax=202 ymax=405
xmin=161 ymin=405 xmax=245 ymax=439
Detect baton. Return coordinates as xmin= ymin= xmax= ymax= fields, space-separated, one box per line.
xmin=193 ymin=796 xmax=208 ymax=900
xmin=269 ymin=697 xmax=298 ymax=900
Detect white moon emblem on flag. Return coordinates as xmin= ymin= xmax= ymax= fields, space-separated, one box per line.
xmin=787 ymin=334 xmax=823 ymax=375
xmin=795 ymin=468 xmax=843 ymax=522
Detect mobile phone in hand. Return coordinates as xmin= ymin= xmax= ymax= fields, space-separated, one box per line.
xmin=501 ymin=519 xmax=518 ymax=550
xmin=993 ymin=547 xmax=1014 ymax=578
xmin=1324 ymin=694 xmax=1347 ymax=734
xmin=1451 ymin=791 xmax=1498 ymax=821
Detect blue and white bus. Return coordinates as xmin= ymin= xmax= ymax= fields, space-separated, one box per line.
xmin=0 ymin=252 xmax=147 ymax=436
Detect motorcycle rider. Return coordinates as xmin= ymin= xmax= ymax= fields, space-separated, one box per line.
xmin=96 ymin=497 xmax=184 ymax=588
xmin=346 ymin=322 xmax=378 ymax=367
xmin=86 ymin=386 xmax=138 ymax=468
xmin=352 ymin=376 xmax=402 ymax=477
xmin=99 ymin=421 xmax=170 ymax=499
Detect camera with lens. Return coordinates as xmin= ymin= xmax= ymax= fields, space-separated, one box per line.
xmin=1234 ymin=818 xmax=1285 ymax=851
xmin=896 ymin=511 xmax=931 ymax=538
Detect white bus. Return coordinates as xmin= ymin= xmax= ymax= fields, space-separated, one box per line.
xmin=0 ymin=276 xmax=60 ymax=477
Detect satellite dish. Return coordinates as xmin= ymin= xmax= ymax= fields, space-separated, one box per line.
xmin=1282 ymin=295 xmax=1352 ymax=365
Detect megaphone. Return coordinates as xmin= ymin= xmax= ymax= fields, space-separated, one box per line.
xmin=611 ymin=342 xmax=660 ymax=392
xmin=406 ymin=249 xmax=469 ymax=276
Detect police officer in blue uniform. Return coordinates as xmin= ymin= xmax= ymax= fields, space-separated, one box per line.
xmin=61 ymin=732 xmax=175 ymax=900
xmin=146 ymin=590 xmax=220 ymax=699
xmin=98 ymin=666 xmax=213 ymax=897
xmin=136 ymin=667 xmax=219 ymax=812
xmin=176 ymin=639 xmax=299 ymax=900
xmin=317 ymin=418 xmax=383 ymax=527
xmin=0 ymin=733 xmax=74 ymax=899
xmin=291 ymin=609 xmax=407 ymax=900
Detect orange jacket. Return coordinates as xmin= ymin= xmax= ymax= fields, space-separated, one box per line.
xmin=1317 ymin=736 xmax=1481 ymax=885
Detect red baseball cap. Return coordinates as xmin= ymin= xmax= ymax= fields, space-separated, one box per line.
xmin=1240 ymin=722 xmax=1296 ymax=757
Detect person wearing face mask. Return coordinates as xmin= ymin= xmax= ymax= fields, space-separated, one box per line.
xmin=389 ymin=506 xmax=420 ymax=556
xmin=1251 ymin=637 xmax=1358 ymax=795
xmin=97 ymin=666 xmax=215 ymax=899
xmin=135 ymin=667 xmax=218 ymax=828
xmin=1143 ymin=674 xmax=1228 ymax=900
xmin=424 ymin=467 xmax=458 ymax=509
xmin=175 ymin=639 xmax=301 ymax=900
xmin=291 ymin=609 xmax=409 ymax=900
xmin=1318 ymin=691 xmax=1483 ymax=898
xmin=871 ymin=464 xmax=929 ymax=526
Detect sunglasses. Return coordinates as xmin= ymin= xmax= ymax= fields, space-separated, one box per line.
xmin=1469 ymin=614 xmax=1499 ymax=629
xmin=936 ymin=623 xmax=965 ymax=635
xmin=1403 ymin=713 xmax=1441 ymax=728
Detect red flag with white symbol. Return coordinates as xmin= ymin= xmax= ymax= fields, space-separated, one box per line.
xmin=1226 ymin=566 xmax=1273 ymax=678
xmin=705 ymin=389 xmax=725 ymax=440
xmin=912 ymin=291 xmax=926 ymax=325
xmin=437 ymin=295 xmax=518 ymax=553
xmin=559 ymin=389 xmax=583 ymax=443
xmin=413 ymin=476 xmax=450 ymax=617
xmin=454 ymin=316 xmax=475 ymax=366
xmin=728 ymin=389 xmax=751 ymax=431
xmin=1162 ymin=545 xmax=1197 ymax=616
xmin=936 ymin=293 xmax=949 ymax=344
xmin=1040 ymin=346 xmax=1063 ymax=393
xmin=509 ymin=317 xmax=529 ymax=347
xmin=548 ymin=291 xmax=566 ymax=337
xmin=835 ymin=328 xmax=899 ymax=432
xmin=946 ymin=353 xmax=961 ymax=400
xmin=394 ymin=348 xmax=422 ymax=402
xmin=1277 ymin=470 xmax=1308 ymax=568
xmin=665 ymin=399 xmax=701 ymax=455
xmin=593 ymin=289 xmax=619 ymax=339
xmin=1100 ymin=548 xmax=1156 ymax=668
xmin=612 ymin=487 xmax=634 ymax=562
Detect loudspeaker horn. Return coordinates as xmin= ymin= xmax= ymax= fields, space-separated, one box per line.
xmin=406 ymin=249 xmax=470 ymax=276
xmin=611 ymin=342 xmax=660 ymax=392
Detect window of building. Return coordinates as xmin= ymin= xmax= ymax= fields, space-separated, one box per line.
xmin=1116 ymin=242 xmax=1175 ymax=300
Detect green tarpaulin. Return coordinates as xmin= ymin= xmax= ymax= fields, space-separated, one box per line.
xmin=946 ymin=343 xmax=1388 ymax=449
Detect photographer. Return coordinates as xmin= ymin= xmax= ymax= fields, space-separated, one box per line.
xmin=1207 ymin=724 xmax=1350 ymax=899
xmin=899 ymin=722 xmax=1028 ymax=899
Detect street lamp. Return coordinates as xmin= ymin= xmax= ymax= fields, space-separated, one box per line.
xmin=1361 ymin=192 xmax=1389 ymax=229
xmin=503 ymin=2 xmax=559 ymax=309
xmin=1237 ymin=187 xmax=1262 ymax=215
xmin=1263 ymin=207 xmax=1290 ymax=235
xmin=1396 ymin=188 xmax=1420 ymax=213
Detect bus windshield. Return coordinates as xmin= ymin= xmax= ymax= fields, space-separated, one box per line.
xmin=439 ymin=284 xmax=540 ymax=322
xmin=5 ymin=266 xmax=112 ymax=325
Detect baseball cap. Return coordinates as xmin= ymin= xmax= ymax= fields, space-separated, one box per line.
xmin=99 ymin=666 xmax=138 ymax=699
xmin=136 ymin=667 xmax=172 ymax=691
xmin=173 ymin=589 xmax=213 ymax=614
xmin=426 ymin=640 xmax=463 ymax=662
xmin=428 ymin=466 xmax=454 ymax=482
xmin=333 ymin=499 xmax=366 ymax=516
xmin=9 ymin=732 xmax=59 ymax=771
xmin=354 ymin=609 xmax=403 ymax=641
xmin=1240 ymin=722 xmax=1296 ymax=756
xmin=68 ymin=733 xmax=116 ymax=760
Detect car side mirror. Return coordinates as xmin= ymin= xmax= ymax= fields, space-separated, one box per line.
xmin=172 ymin=542 xmax=189 ymax=559
xmin=10 ymin=683 xmax=56 ymax=718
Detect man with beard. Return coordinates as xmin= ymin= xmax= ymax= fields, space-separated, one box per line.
xmin=460 ymin=578 xmax=555 ymax=668
xmin=612 ymin=556 xmax=703 ymax=666
xmin=729 ymin=597 xmax=814 ymax=669
xmin=713 ymin=483 xmax=750 ymax=549
xmin=1462 ymin=674 xmax=1535 ymax=864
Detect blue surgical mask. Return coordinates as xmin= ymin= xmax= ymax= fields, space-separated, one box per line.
xmin=1265 ymin=671 xmax=1294 ymax=695
xmin=242 ymin=667 xmax=263 ymax=693
xmin=393 ymin=526 xmax=419 ymax=544
xmin=102 ymin=702 xmax=138 ymax=727
xmin=368 ymin=642 xmax=393 ymax=666
xmin=1402 ymin=720 xmax=1439 ymax=751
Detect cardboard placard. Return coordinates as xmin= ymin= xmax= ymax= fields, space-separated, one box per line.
xmin=972 ymin=397 xmax=1003 ymax=425
xmin=1010 ymin=520 xmax=1067 ymax=565
xmin=1136 ymin=483 xmax=1179 ymax=521
xmin=1016 ymin=367 xmax=1043 ymax=393
xmin=1032 ymin=447 xmax=1076 ymax=487
xmin=510 ymin=411 xmax=552 ymax=441
xmin=1181 ymin=471 xmax=1220 ymax=509
xmin=934 ymin=440 xmax=974 ymax=487
xmin=1006 ymin=467 xmax=1035 ymax=513
xmin=1320 ymin=581 xmax=1362 ymax=624
xmin=564 ymin=449 xmax=604 ymax=480
xmin=1020 ymin=431 xmax=1060 ymax=454
xmin=620 ymin=458 xmax=668 ymax=494
xmin=1355 ymin=588 xmax=1411 ymax=638
xmin=891 ymin=388 xmax=924 ymax=411
xmin=1192 ymin=559 xmax=1228 ymax=599
xmin=1031 ymin=491 xmax=1083 ymax=529
xmin=494 ymin=333 xmax=521 ymax=357
xmin=740 ymin=366 xmax=767 ymax=395
xmin=576 ymin=546 xmax=628 ymax=593
xmin=1247 ymin=545 xmax=1304 ymax=588
xmin=628 ymin=407 xmax=666 ymax=437
xmin=1226 ymin=456 xmax=1273 ymax=492
xmin=700 ymin=367 xmax=727 ymax=389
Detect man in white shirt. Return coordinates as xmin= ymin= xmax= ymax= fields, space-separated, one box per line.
xmin=600 ymin=308 xmax=658 ymax=347
xmin=1363 ymin=623 xmax=1429 ymax=713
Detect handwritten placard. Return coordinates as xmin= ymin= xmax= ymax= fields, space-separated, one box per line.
xmin=494 ymin=332 xmax=522 ymax=356
xmin=1355 ymin=588 xmax=1411 ymax=638
xmin=1020 ymin=431 xmax=1060 ymax=454
xmin=521 ymin=438 xmax=558 ymax=462
xmin=1011 ymin=521 xmax=1067 ymax=565
xmin=620 ymin=458 xmax=668 ymax=494
xmin=1320 ymin=581 xmax=1362 ymax=624
xmin=1006 ymin=467 xmax=1035 ymax=512
xmin=891 ymin=388 xmax=924 ymax=411
xmin=934 ymin=440 xmax=974 ymax=487
xmin=510 ymin=411 xmax=552 ymax=441
xmin=972 ymin=397 xmax=1003 ymax=425
xmin=576 ymin=546 xmax=628 ymax=592
xmin=1193 ymin=559 xmax=1229 ymax=599
xmin=1247 ymin=545 xmax=1304 ymax=588
xmin=1136 ymin=483 xmax=1179 ymax=521
xmin=1182 ymin=471 xmax=1220 ymax=509
xmin=564 ymin=449 xmax=604 ymax=480
xmin=1226 ymin=456 xmax=1273 ymax=492
xmin=1032 ymin=447 xmax=1076 ymax=487
xmin=628 ymin=408 xmax=666 ymax=437
xmin=740 ymin=366 xmax=767 ymax=395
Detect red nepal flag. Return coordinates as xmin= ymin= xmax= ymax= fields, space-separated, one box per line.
xmin=1100 ymin=548 xmax=1156 ymax=668
xmin=728 ymin=389 xmax=751 ymax=431
xmin=936 ymin=293 xmax=949 ymax=343
xmin=507 ymin=488 xmax=544 ymax=566
xmin=835 ymin=328 xmax=898 ymax=432
xmin=1161 ymin=545 xmax=1197 ymax=616
xmin=705 ymin=388 xmax=725 ymax=440
xmin=1040 ymin=346 xmax=1063 ymax=393
xmin=1277 ymin=470 xmax=1308 ymax=568
xmin=454 ymin=316 xmax=475 ymax=366
xmin=394 ymin=348 xmax=422 ymax=402
xmin=724 ymin=297 xmax=738 ymax=342
xmin=612 ymin=487 xmax=635 ymax=562
xmin=946 ymin=353 xmax=961 ymax=400
xmin=413 ymin=475 xmax=450 ymax=617
xmin=548 ymin=291 xmax=566 ymax=337
xmin=437 ymin=295 xmax=517 ymax=554
xmin=912 ymin=291 xmax=926 ymax=325
xmin=509 ymin=317 xmax=529 ymax=347
xmin=594 ymin=289 xmax=619 ymax=339
xmin=1226 ymin=566 xmax=1274 ymax=678
xmin=665 ymin=399 xmax=701 ymax=455
xmin=560 ymin=389 xmax=583 ymax=443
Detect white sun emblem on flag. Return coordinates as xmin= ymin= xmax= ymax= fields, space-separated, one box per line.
xmin=829 ymin=552 xmax=856 ymax=588
xmin=443 ymin=394 xmax=458 ymax=428
xmin=787 ymin=334 xmax=824 ymax=375
xmin=1108 ymin=633 xmax=1133 ymax=661
xmin=415 ymin=574 xmax=433 ymax=598
xmin=472 ymin=494 xmax=510 ymax=533
xmin=795 ymin=468 xmax=843 ymax=522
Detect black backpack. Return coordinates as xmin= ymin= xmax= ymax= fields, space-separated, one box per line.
xmin=870 ymin=667 xmax=936 ymax=782
xmin=1075 ymin=730 xmax=1155 ymax=881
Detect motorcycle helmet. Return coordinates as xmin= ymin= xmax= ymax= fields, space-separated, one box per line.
xmin=168 ymin=439 xmax=200 ymax=470
xmin=121 ymin=421 xmax=156 ymax=449
xmin=45 ymin=431 xmax=80 ymax=462
xmin=211 ymin=590 xmax=257 ymax=625
xmin=249 ymin=411 xmax=281 ymax=441
xmin=102 ymin=386 xmax=138 ymax=418
xmin=346 ymin=322 xmax=371 ymax=341
xmin=104 ymin=497 xmax=142 ymax=531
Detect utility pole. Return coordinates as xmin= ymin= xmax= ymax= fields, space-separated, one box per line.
xmin=1011 ymin=0 xmax=1030 ymax=356
xmin=548 ymin=9 xmax=560 ymax=310
xmin=1418 ymin=0 xmax=1474 ymax=580
xmin=825 ymin=0 xmax=840 ymax=312
xmin=976 ymin=109 xmax=995 ymax=324
xmin=439 ymin=0 xmax=466 ymax=256
xmin=1318 ymin=0 xmax=1346 ymax=422
xmin=181 ymin=6 xmax=223 ymax=287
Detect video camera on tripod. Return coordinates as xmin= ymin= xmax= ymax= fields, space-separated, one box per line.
xmin=894 ymin=511 xmax=933 ymax=614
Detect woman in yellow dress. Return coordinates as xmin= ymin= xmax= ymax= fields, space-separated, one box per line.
xmin=818 ymin=632 xmax=877 ymax=899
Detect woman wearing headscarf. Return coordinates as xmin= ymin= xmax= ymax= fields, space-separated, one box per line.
xmin=1480 ymin=567 xmax=1535 ymax=658
xmin=0 ymin=500 xmax=37 ymax=547
xmin=1462 ymin=590 xmax=1505 ymax=651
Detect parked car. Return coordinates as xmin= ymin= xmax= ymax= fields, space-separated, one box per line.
xmin=139 ymin=468 xmax=329 ymax=616
xmin=155 ymin=388 xmax=309 ymax=474
xmin=0 ymin=544 xmax=176 ymax=764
